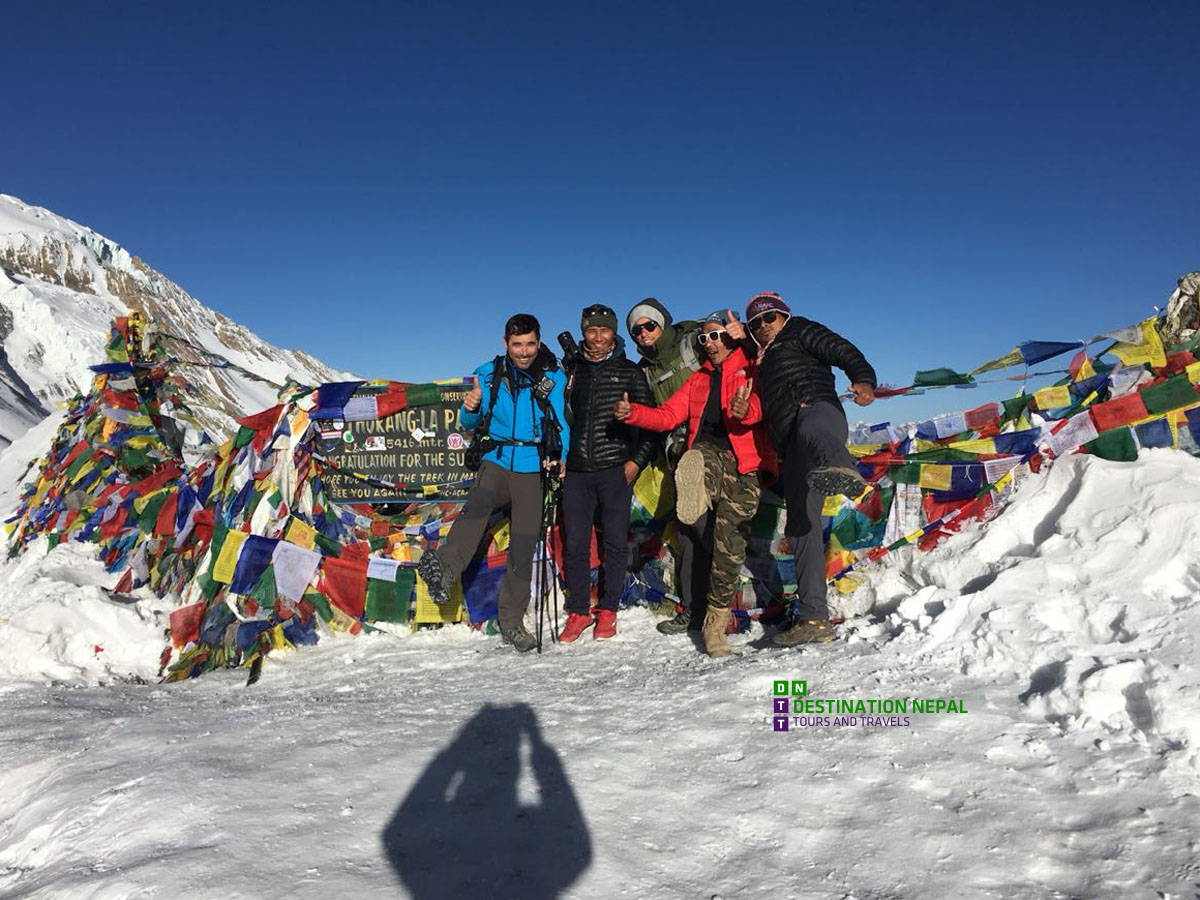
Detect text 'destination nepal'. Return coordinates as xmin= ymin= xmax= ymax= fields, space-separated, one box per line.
xmin=771 ymin=680 xmax=969 ymax=731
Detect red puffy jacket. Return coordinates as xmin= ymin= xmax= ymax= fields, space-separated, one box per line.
xmin=625 ymin=346 xmax=776 ymax=475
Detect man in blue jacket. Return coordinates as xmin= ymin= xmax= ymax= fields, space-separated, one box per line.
xmin=418 ymin=313 xmax=570 ymax=652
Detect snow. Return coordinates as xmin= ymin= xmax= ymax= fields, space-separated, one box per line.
xmin=1 ymin=450 xmax=1198 ymax=897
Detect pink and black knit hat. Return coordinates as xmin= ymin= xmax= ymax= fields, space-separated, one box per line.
xmin=745 ymin=291 xmax=791 ymax=322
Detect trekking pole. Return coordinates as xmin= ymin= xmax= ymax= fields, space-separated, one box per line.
xmin=535 ymin=462 xmax=563 ymax=653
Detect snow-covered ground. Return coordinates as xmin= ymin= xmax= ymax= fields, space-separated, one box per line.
xmin=1 ymin=451 xmax=1198 ymax=899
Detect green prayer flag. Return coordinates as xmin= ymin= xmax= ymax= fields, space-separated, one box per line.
xmin=1140 ymin=375 xmax=1198 ymax=415
xmin=249 ymin=566 xmax=277 ymax=609
xmin=305 ymin=588 xmax=333 ymax=622
xmin=314 ymin=532 xmax=342 ymax=557
xmin=1084 ymin=427 xmax=1138 ymax=462
xmin=365 ymin=568 xmax=414 ymax=623
xmin=137 ymin=492 xmax=170 ymax=533
xmin=1002 ymin=395 xmax=1031 ymax=423
xmin=233 ymin=426 xmax=256 ymax=449
xmin=913 ymin=368 xmax=973 ymax=387
xmin=404 ymin=383 xmax=442 ymax=408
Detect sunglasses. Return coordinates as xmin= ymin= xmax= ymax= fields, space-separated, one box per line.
xmin=582 ymin=303 xmax=615 ymax=317
xmin=630 ymin=321 xmax=660 ymax=337
xmin=749 ymin=311 xmax=781 ymax=330
xmin=697 ymin=330 xmax=728 ymax=344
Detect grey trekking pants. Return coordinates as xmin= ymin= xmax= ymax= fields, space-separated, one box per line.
xmin=781 ymin=401 xmax=856 ymax=621
xmin=438 ymin=461 xmax=544 ymax=630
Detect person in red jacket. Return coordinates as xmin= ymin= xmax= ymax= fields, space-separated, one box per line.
xmin=615 ymin=310 xmax=774 ymax=658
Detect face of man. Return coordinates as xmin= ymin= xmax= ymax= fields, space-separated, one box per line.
xmin=749 ymin=311 xmax=788 ymax=348
xmin=583 ymin=325 xmax=616 ymax=356
xmin=700 ymin=322 xmax=733 ymax=365
xmin=630 ymin=317 xmax=662 ymax=348
xmin=505 ymin=331 xmax=541 ymax=370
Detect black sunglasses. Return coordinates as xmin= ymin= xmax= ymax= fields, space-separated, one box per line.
xmin=630 ymin=321 xmax=660 ymax=337
xmin=749 ymin=311 xmax=780 ymax=330
xmin=582 ymin=303 xmax=615 ymax=317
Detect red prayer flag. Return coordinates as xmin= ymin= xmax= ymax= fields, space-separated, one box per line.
xmin=130 ymin=461 xmax=183 ymax=496
xmin=319 ymin=556 xmax=368 ymax=618
xmin=154 ymin=493 xmax=179 ymax=537
xmin=964 ymin=403 xmax=999 ymax=431
xmin=376 ymin=387 xmax=407 ymax=418
xmin=236 ymin=405 xmax=283 ymax=431
xmin=169 ymin=601 xmax=206 ymax=647
xmin=1089 ymin=392 xmax=1149 ymax=432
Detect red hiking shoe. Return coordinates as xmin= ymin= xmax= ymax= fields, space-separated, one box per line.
xmin=593 ymin=609 xmax=617 ymax=639
xmin=558 ymin=612 xmax=594 ymax=643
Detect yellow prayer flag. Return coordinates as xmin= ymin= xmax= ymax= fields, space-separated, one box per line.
xmin=821 ymin=494 xmax=844 ymax=517
xmin=285 ymin=517 xmax=317 ymax=550
xmin=1111 ymin=318 xmax=1167 ymax=369
xmin=1073 ymin=356 xmax=1096 ymax=381
xmin=848 ymin=443 xmax=884 ymax=458
xmin=633 ymin=459 xmax=674 ymax=519
xmin=948 ymin=438 xmax=997 ymax=454
xmin=213 ymin=530 xmax=248 ymax=584
xmin=1186 ymin=361 xmax=1200 ymax=384
xmin=290 ymin=408 xmax=310 ymax=439
xmin=1034 ymin=385 xmax=1071 ymax=410
xmin=133 ymin=486 xmax=165 ymax=514
xmin=414 ymin=576 xmax=464 ymax=623
xmin=489 ymin=520 xmax=511 ymax=553
xmin=969 ymin=347 xmax=1024 ymax=377
xmin=918 ymin=463 xmax=953 ymax=491
xmin=269 ymin=624 xmax=295 ymax=652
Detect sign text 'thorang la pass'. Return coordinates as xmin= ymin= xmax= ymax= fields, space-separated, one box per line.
xmin=318 ymin=384 xmax=472 ymax=503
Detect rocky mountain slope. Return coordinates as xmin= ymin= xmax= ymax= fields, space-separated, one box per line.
xmin=0 ymin=194 xmax=352 ymax=446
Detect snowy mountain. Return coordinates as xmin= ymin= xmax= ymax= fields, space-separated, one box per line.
xmin=0 ymin=193 xmax=353 ymax=446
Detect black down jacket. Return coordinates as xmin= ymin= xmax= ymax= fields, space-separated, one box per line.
xmin=757 ymin=315 xmax=877 ymax=451
xmin=566 ymin=342 xmax=658 ymax=473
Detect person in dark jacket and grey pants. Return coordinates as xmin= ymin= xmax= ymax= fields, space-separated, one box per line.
xmin=740 ymin=291 xmax=877 ymax=647
xmin=559 ymin=303 xmax=658 ymax=643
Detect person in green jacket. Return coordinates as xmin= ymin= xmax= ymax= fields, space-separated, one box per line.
xmin=627 ymin=297 xmax=702 ymax=408
xmin=625 ymin=297 xmax=706 ymax=636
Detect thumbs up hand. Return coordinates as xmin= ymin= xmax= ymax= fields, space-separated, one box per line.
xmin=730 ymin=379 xmax=752 ymax=420
xmin=614 ymin=391 xmax=632 ymax=420
xmin=724 ymin=311 xmax=747 ymax=342
xmin=464 ymin=376 xmax=483 ymax=412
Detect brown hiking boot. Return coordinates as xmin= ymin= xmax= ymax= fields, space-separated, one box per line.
xmin=656 ymin=609 xmax=692 ymax=635
xmin=806 ymin=466 xmax=868 ymax=498
xmin=772 ymin=620 xmax=836 ymax=646
xmin=702 ymin=608 xmax=733 ymax=658
xmin=674 ymin=448 xmax=710 ymax=525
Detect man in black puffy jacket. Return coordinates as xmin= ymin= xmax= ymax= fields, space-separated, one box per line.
xmin=559 ymin=303 xmax=658 ymax=643
xmin=746 ymin=291 xmax=877 ymax=647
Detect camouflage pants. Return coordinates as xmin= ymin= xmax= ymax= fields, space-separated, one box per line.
xmin=691 ymin=441 xmax=761 ymax=611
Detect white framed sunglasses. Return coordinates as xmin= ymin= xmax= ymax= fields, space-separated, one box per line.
xmin=697 ymin=330 xmax=728 ymax=344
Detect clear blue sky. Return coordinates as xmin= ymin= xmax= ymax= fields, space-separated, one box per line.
xmin=3 ymin=1 xmax=1197 ymax=422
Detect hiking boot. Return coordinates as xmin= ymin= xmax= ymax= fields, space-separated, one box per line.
xmin=807 ymin=466 xmax=868 ymax=498
xmin=558 ymin=612 xmax=594 ymax=643
xmin=593 ymin=609 xmax=617 ymax=639
xmin=702 ymin=608 xmax=732 ymax=658
xmin=417 ymin=549 xmax=450 ymax=605
xmin=500 ymin=623 xmax=537 ymax=653
xmin=674 ymin=448 xmax=710 ymax=526
xmin=656 ymin=609 xmax=692 ymax=635
xmin=772 ymin=619 xmax=836 ymax=646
